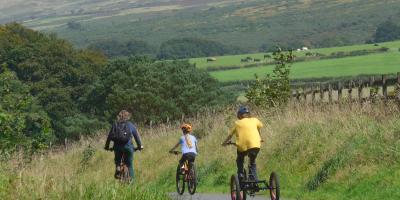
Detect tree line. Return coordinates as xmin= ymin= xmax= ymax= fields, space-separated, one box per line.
xmin=0 ymin=23 xmax=233 ymax=152
xmin=88 ymin=37 xmax=244 ymax=59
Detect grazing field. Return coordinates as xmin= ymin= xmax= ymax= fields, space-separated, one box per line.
xmin=190 ymin=40 xmax=400 ymax=69
xmin=210 ymin=52 xmax=400 ymax=82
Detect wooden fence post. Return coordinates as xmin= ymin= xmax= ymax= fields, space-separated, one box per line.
xmin=302 ymin=87 xmax=307 ymax=102
xmin=328 ymin=84 xmax=333 ymax=103
xmin=166 ymin=117 xmax=170 ymax=127
xmin=338 ymin=82 xmax=342 ymax=102
xmin=319 ymin=83 xmax=324 ymax=102
xmin=382 ymin=74 xmax=388 ymax=102
xmin=358 ymin=80 xmax=363 ymax=103
xmin=369 ymin=76 xmax=375 ymax=99
xmin=64 ymin=138 xmax=68 ymax=151
xmin=296 ymin=89 xmax=300 ymax=102
xmin=348 ymin=80 xmax=353 ymax=102
xmin=311 ymin=85 xmax=316 ymax=105
xmin=397 ymin=72 xmax=400 ymax=109
xmin=291 ymin=89 xmax=296 ymax=102
xmin=397 ymin=72 xmax=400 ymax=84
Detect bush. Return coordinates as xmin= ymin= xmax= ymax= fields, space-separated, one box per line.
xmin=246 ymin=48 xmax=294 ymax=107
xmin=0 ymin=70 xmax=55 ymax=151
xmin=56 ymin=114 xmax=107 ymax=140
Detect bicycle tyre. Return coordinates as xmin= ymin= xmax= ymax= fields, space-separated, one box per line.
xmin=176 ymin=164 xmax=185 ymax=195
xmin=230 ymin=175 xmax=244 ymax=200
xmin=188 ymin=163 xmax=197 ymax=195
xmin=120 ymin=165 xmax=130 ymax=183
xmin=242 ymin=170 xmax=247 ymax=200
xmin=269 ymin=172 xmax=280 ymax=200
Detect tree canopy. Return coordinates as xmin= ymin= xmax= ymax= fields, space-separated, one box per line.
xmin=0 ymin=24 xmax=232 ymax=152
xmin=85 ymin=57 xmax=233 ymax=123
xmin=373 ymin=20 xmax=400 ymax=43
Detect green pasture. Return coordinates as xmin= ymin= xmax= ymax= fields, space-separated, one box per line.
xmin=210 ymin=52 xmax=400 ymax=82
xmin=190 ymin=40 xmax=400 ymax=69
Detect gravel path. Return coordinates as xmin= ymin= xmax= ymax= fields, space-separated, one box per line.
xmin=169 ymin=193 xmax=271 ymax=200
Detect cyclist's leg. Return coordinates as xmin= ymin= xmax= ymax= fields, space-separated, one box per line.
xmin=248 ymin=148 xmax=260 ymax=181
xmin=114 ymin=147 xmax=123 ymax=178
xmin=236 ymin=150 xmax=246 ymax=178
xmin=124 ymin=145 xmax=134 ymax=181
xmin=187 ymin=153 xmax=196 ymax=168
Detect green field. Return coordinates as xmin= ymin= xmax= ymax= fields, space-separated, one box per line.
xmin=190 ymin=40 xmax=400 ymax=69
xmin=210 ymin=52 xmax=400 ymax=82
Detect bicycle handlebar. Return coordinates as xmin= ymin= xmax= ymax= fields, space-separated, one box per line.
xmin=169 ymin=150 xmax=181 ymax=155
xmin=105 ymin=146 xmax=144 ymax=152
xmin=223 ymin=141 xmax=236 ymax=146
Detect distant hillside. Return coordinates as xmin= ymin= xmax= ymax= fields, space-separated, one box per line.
xmin=2 ymin=0 xmax=400 ymax=51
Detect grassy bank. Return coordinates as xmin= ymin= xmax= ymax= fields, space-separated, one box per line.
xmin=1 ymin=103 xmax=400 ymax=199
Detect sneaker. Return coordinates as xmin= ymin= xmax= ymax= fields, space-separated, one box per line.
xmin=114 ymin=167 xmax=121 ymax=179
xmin=114 ymin=170 xmax=119 ymax=179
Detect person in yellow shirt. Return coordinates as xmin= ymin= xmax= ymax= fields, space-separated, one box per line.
xmin=222 ymin=106 xmax=263 ymax=181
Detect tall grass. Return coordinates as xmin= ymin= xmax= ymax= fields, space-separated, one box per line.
xmin=1 ymin=102 xmax=400 ymax=199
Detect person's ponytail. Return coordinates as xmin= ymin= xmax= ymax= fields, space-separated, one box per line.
xmin=184 ymin=133 xmax=193 ymax=148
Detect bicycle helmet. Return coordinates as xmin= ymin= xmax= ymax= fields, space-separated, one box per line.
xmin=181 ymin=124 xmax=192 ymax=132
xmin=237 ymin=106 xmax=250 ymax=116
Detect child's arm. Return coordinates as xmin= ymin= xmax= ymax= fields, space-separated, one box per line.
xmin=195 ymin=140 xmax=199 ymax=153
xmin=170 ymin=141 xmax=180 ymax=152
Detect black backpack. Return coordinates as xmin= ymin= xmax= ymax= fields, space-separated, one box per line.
xmin=110 ymin=121 xmax=131 ymax=145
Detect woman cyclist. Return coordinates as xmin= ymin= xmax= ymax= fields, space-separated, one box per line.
xmin=104 ymin=110 xmax=143 ymax=181
xmin=169 ymin=124 xmax=198 ymax=170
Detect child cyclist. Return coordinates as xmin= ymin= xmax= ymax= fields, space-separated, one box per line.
xmin=222 ymin=106 xmax=264 ymax=181
xmin=170 ymin=124 xmax=198 ymax=170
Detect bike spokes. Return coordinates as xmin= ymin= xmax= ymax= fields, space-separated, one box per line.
xmin=269 ymin=172 xmax=280 ymax=200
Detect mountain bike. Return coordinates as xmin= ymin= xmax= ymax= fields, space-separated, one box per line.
xmin=107 ymin=147 xmax=141 ymax=183
xmin=169 ymin=151 xmax=197 ymax=195
xmin=225 ymin=142 xmax=280 ymax=200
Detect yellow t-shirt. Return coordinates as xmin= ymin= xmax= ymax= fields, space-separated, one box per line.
xmin=230 ymin=117 xmax=263 ymax=152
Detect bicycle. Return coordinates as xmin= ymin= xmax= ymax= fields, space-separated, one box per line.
xmin=107 ymin=147 xmax=141 ymax=183
xmin=169 ymin=150 xmax=197 ymax=195
xmin=225 ymin=141 xmax=280 ymax=200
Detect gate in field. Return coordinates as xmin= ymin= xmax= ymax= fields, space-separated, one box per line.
xmin=291 ymin=72 xmax=400 ymax=106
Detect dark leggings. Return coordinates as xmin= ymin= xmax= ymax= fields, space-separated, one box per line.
xmin=114 ymin=145 xmax=134 ymax=180
xmin=179 ymin=152 xmax=196 ymax=168
xmin=237 ymin=148 xmax=260 ymax=179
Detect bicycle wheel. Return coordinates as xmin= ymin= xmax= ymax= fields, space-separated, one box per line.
xmin=188 ymin=163 xmax=197 ymax=195
xmin=176 ymin=164 xmax=185 ymax=195
xmin=230 ymin=175 xmax=244 ymax=200
xmin=120 ymin=165 xmax=131 ymax=183
xmin=269 ymin=172 xmax=280 ymax=200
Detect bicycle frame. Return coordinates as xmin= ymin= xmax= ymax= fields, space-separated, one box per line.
xmin=171 ymin=150 xmax=197 ymax=195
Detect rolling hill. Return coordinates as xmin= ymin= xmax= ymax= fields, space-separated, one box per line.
xmin=2 ymin=0 xmax=400 ymax=50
